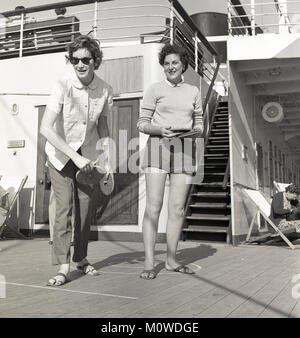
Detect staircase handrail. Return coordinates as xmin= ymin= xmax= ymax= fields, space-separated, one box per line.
xmin=204 ymin=93 xmax=221 ymax=148
xmin=222 ymin=159 xmax=230 ymax=190
xmin=202 ymin=62 xmax=220 ymax=117
xmin=183 ymin=93 xmax=223 ymax=220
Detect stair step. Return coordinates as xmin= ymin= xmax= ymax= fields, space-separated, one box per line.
xmin=205 ymin=172 xmax=226 ymax=176
xmin=216 ymin=116 xmax=228 ymax=119
xmin=216 ymin=115 xmax=228 ymax=118
xmin=215 ymin=115 xmax=228 ymax=119
xmin=206 ymin=145 xmax=229 ymax=149
xmin=213 ymin=126 xmax=228 ymax=130
xmin=206 ymin=152 xmax=229 ymax=157
xmin=198 ymin=182 xmax=230 ymax=187
xmin=189 ymin=203 xmax=230 ymax=209
xmin=209 ymin=139 xmax=229 ymax=144
xmin=205 ymin=169 xmax=228 ymax=174
xmin=204 ymin=161 xmax=228 ymax=166
xmin=218 ymin=101 xmax=228 ymax=105
xmin=210 ymin=131 xmax=229 ymax=134
xmin=210 ymin=134 xmax=229 ymax=137
xmin=204 ymin=162 xmax=227 ymax=166
xmin=187 ymin=214 xmax=230 ymax=221
xmin=214 ymin=121 xmax=229 ymax=125
xmin=213 ymin=125 xmax=228 ymax=130
xmin=209 ymin=136 xmax=229 ymax=139
xmin=182 ymin=226 xmax=228 ymax=233
xmin=192 ymin=192 xmax=230 ymax=197
xmin=204 ymin=153 xmax=228 ymax=157
xmin=215 ymin=120 xmax=228 ymax=124
xmin=211 ymin=128 xmax=229 ymax=132
xmin=209 ymin=142 xmax=229 ymax=147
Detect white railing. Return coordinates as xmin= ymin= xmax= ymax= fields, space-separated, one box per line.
xmin=228 ymin=0 xmax=300 ymax=35
xmin=0 ymin=0 xmax=221 ymax=85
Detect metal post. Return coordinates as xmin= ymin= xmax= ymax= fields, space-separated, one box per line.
xmin=213 ymin=55 xmax=216 ymax=68
xmin=93 ymin=0 xmax=98 ymax=38
xmin=194 ymin=33 xmax=198 ymax=73
xmin=19 ymin=12 xmax=24 ymax=57
xmin=228 ymin=0 xmax=232 ymax=35
xmin=17 ymin=194 xmax=20 ymax=231
xmin=250 ymin=0 xmax=256 ymax=36
xmin=170 ymin=0 xmax=174 ymax=45
xmin=277 ymin=0 xmax=291 ymax=34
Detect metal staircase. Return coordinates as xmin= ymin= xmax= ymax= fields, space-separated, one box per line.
xmin=182 ymin=100 xmax=231 ymax=243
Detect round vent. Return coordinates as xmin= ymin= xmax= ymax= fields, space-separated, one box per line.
xmin=262 ymin=102 xmax=284 ymax=123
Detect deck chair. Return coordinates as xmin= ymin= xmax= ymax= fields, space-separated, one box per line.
xmin=273 ymin=181 xmax=292 ymax=193
xmin=0 ymin=175 xmax=28 ymax=239
xmin=244 ymin=188 xmax=296 ymax=249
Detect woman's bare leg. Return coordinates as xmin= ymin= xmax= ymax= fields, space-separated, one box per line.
xmin=165 ymin=173 xmax=191 ymax=270
xmin=142 ymin=172 xmax=167 ymax=274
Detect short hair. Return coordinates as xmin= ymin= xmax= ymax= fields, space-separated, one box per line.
xmin=286 ymin=183 xmax=300 ymax=194
xmin=66 ymin=35 xmax=103 ymax=70
xmin=158 ymin=44 xmax=190 ymax=73
xmin=55 ymin=7 xmax=66 ymax=16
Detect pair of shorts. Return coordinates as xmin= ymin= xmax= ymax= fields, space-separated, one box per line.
xmin=140 ymin=136 xmax=196 ymax=174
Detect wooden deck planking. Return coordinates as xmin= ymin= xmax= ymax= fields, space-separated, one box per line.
xmin=161 ymin=248 xmax=300 ymax=318
xmin=101 ymin=245 xmax=252 ymax=317
xmin=226 ymin=256 xmax=300 ymax=318
xmin=195 ymin=250 xmax=298 ymax=318
xmin=0 ymin=276 xmax=138 ymax=318
xmin=0 ymin=239 xmax=300 ymax=317
xmin=289 ymin=298 xmax=300 ymax=318
xmin=199 ymin=268 xmax=290 ymax=318
xmin=102 ymin=248 xmax=272 ymax=318
xmin=162 ymin=269 xmax=275 ymax=318
xmin=132 ymin=271 xmax=255 ymax=318
xmin=258 ymin=282 xmax=298 ymax=318
xmin=226 ymin=277 xmax=290 ymax=318
xmin=7 ymin=290 xmax=135 ymax=318
xmin=165 ymin=259 xmax=283 ymax=318
xmin=137 ymin=245 xmax=285 ymax=318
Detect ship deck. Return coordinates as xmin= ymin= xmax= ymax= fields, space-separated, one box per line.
xmin=0 ymin=237 xmax=300 ymax=318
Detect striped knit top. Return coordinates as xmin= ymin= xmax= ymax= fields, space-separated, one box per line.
xmin=137 ymin=79 xmax=203 ymax=133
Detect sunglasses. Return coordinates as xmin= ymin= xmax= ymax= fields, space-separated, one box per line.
xmin=70 ymin=57 xmax=93 ymax=65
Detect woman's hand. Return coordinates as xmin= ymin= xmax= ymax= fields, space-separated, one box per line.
xmin=73 ymin=154 xmax=93 ymax=174
xmin=193 ymin=127 xmax=203 ymax=135
xmin=160 ymin=126 xmax=178 ymax=138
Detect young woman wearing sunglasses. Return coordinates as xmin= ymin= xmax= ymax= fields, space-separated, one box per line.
xmin=40 ymin=35 xmax=113 ymax=286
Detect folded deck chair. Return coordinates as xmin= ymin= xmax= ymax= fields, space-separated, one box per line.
xmin=244 ymin=189 xmax=296 ymax=249
xmin=0 ymin=175 xmax=28 ymax=239
xmin=273 ymin=181 xmax=292 ymax=193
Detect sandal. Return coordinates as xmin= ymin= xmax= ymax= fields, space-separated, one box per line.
xmin=140 ymin=269 xmax=157 ymax=280
xmin=166 ymin=265 xmax=195 ymax=274
xmin=46 ymin=272 xmax=69 ymax=287
xmin=77 ymin=263 xmax=99 ymax=276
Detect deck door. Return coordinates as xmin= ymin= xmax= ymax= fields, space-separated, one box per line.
xmin=94 ymin=99 xmax=139 ymax=225
xmin=35 ymin=99 xmax=140 ymax=225
xmin=35 ymin=105 xmax=51 ymax=223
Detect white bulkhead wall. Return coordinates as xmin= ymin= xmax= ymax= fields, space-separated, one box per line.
xmin=0 ymin=43 xmax=201 ymax=235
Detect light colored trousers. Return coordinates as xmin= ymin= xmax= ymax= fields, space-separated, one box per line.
xmin=48 ymin=160 xmax=98 ymax=265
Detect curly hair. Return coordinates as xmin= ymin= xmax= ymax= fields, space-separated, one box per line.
xmin=286 ymin=183 xmax=300 ymax=194
xmin=66 ymin=35 xmax=103 ymax=70
xmin=158 ymin=44 xmax=190 ymax=73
